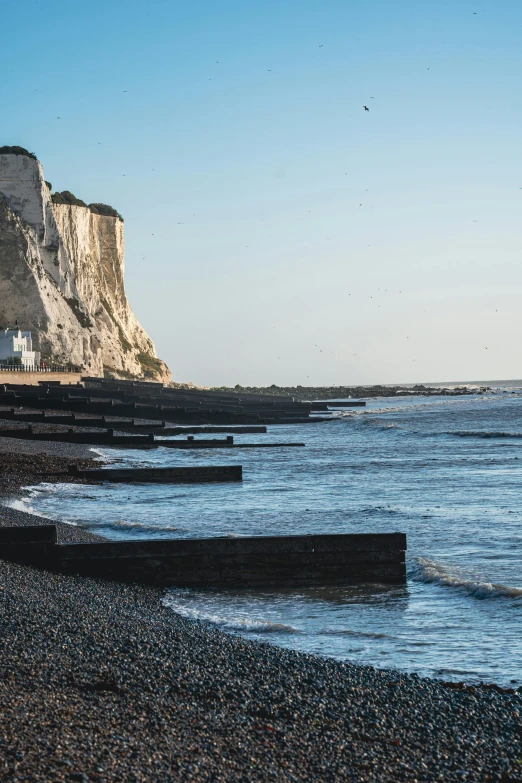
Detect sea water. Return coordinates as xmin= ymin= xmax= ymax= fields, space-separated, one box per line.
xmin=12 ymin=392 xmax=522 ymax=686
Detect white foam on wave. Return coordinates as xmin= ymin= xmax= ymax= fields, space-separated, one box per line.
xmin=411 ymin=557 xmax=522 ymax=600
xmin=2 ymin=496 xmax=54 ymax=518
xmin=351 ymin=397 xmax=484 ymax=417
xmin=163 ymin=594 xmax=299 ymax=634
xmin=87 ymin=448 xmax=109 ymax=461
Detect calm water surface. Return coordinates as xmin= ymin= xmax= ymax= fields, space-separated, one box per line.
xmin=13 ymin=392 xmax=522 ymax=686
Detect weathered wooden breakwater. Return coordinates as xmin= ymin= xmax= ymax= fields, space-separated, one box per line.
xmin=0 ymin=409 xmax=267 ymax=435
xmin=323 ymin=401 xmax=367 ymax=408
xmin=0 ymin=379 xmax=326 ymax=425
xmin=0 ymin=525 xmax=407 ymax=587
xmin=0 ymin=393 xmax=321 ymax=424
xmin=65 ymin=465 xmax=243 ymax=483
xmin=0 ymin=427 xmax=304 ymax=449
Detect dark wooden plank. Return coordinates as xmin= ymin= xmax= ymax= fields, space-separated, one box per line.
xmin=57 ymin=560 xmax=406 ymax=587
xmin=58 ymin=532 xmax=406 ymax=558
xmin=324 ymin=401 xmax=366 ymax=407
xmin=67 ymin=465 xmax=243 ymax=483
xmin=0 ymin=523 xmax=406 ymax=586
xmin=0 ymin=525 xmax=57 ymax=544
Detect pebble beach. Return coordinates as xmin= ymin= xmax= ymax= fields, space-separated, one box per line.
xmin=0 ymin=443 xmax=521 ymax=781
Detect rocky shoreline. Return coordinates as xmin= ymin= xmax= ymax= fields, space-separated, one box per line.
xmin=0 ymin=447 xmax=520 ymax=781
xmin=214 ymin=384 xmax=490 ymax=400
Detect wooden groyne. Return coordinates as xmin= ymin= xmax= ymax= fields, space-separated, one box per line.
xmin=0 ymin=380 xmax=318 ymax=425
xmin=0 ymin=410 xmax=267 ymax=435
xmin=0 ymin=427 xmax=303 ymax=449
xmin=65 ymin=465 xmax=243 ymax=483
xmin=0 ymin=524 xmax=58 ymax=566
xmin=323 ymin=401 xmax=367 ymax=407
xmin=0 ymin=526 xmax=406 ymax=587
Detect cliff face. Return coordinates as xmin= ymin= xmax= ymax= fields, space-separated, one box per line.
xmin=0 ymin=152 xmax=170 ymax=381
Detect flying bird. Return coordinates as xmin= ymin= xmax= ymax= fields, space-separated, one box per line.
xmin=319 ymin=44 xmax=323 ymax=47
xmin=57 ymin=116 xmax=61 ymax=120
xmin=363 ymin=105 xmax=369 ymax=111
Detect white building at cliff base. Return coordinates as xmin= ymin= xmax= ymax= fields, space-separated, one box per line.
xmin=0 ymin=327 xmax=40 ymax=368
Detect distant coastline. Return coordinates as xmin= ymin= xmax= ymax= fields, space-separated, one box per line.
xmin=212 ymin=384 xmax=492 ymax=400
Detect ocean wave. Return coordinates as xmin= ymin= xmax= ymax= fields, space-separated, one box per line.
xmin=3 ymin=497 xmax=55 ymax=519
xmin=411 ymin=557 xmax=522 ymax=600
xmin=163 ymin=597 xmax=299 ymax=634
xmin=361 ymin=419 xmax=400 ymax=430
xmin=319 ymin=628 xmax=390 ymax=639
xmin=95 ymin=519 xmax=185 ymax=533
xmin=351 ymin=398 xmax=485 ymax=417
xmin=448 ymin=430 xmax=522 ymax=439
xmin=88 ymin=448 xmax=112 ymax=461
xmin=216 ymin=618 xmax=299 ymax=634
xmin=23 ymin=482 xmax=86 ymax=496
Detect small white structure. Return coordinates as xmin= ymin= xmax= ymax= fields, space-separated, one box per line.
xmin=0 ymin=326 xmax=40 ymax=368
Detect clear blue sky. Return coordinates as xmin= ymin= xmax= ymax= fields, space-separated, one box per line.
xmin=1 ymin=0 xmax=521 ymax=385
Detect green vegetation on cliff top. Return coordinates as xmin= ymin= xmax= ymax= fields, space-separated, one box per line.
xmin=52 ymin=191 xmax=123 ymax=221
xmin=89 ymin=203 xmax=123 ymax=220
xmin=0 ymin=146 xmax=37 ymax=160
xmin=0 ymin=147 xmax=123 ymax=220
xmin=52 ymin=190 xmax=88 ymax=208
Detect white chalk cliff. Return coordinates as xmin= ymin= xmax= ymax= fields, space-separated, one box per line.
xmin=0 ymin=150 xmax=170 ymax=381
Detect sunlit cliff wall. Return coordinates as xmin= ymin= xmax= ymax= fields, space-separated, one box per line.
xmin=0 ymin=151 xmax=170 ymax=381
